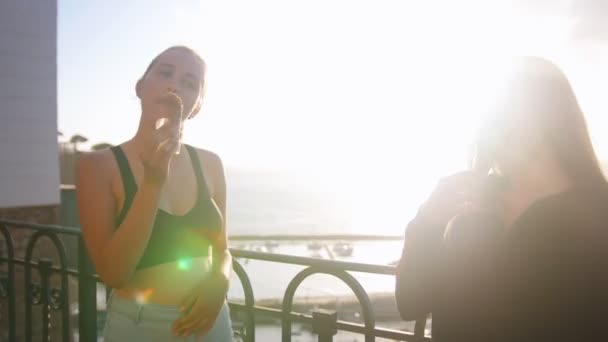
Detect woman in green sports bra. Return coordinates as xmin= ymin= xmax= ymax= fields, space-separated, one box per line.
xmin=76 ymin=46 xmax=233 ymax=341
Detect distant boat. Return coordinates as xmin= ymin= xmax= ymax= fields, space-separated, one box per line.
xmin=265 ymin=241 xmax=279 ymax=249
xmin=253 ymin=244 xmax=268 ymax=253
xmin=310 ymin=252 xmax=324 ymax=259
xmin=307 ymin=241 xmax=323 ymax=251
xmin=332 ymin=242 xmax=353 ymax=257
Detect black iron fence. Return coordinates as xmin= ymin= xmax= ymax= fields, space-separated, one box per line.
xmin=0 ymin=219 xmax=429 ymax=341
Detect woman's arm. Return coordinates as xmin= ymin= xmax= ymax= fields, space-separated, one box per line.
xmin=76 ymin=151 xmax=162 ymax=288
xmin=208 ymin=151 xmax=232 ymax=283
xmin=395 ymin=171 xmax=483 ymax=321
xmin=395 ymin=213 xmax=444 ymax=321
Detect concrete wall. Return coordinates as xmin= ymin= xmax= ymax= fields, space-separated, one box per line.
xmin=0 ymin=1 xmax=61 ymax=340
xmin=0 ymin=0 xmax=59 ymax=208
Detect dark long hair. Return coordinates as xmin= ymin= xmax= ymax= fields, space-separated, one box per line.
xmin=481 ymin=57 xmax=606 ymax=187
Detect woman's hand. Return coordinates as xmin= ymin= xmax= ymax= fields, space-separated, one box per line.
xmin=171 ymin=272 xmax=229 ymax=338
xmin=140 ymin=92 xmax=183 ymax=185
xmin=417 ymin=171 xmax=485 ymax=227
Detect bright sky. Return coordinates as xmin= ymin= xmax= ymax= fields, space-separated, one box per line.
xmin=58 ymin=0 xmax=608 ymax=223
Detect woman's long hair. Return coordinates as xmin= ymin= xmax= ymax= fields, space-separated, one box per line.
xmin=479 ymin=57 xmax=606 ymax=187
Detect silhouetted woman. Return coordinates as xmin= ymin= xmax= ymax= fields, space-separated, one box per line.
xmin=395 ymin=57 xmax=608 ymax=341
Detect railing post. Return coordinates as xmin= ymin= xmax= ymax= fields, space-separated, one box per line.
xmin=0 ymin=224 xmax=16 ymax=342
xmin=39 ymin=259 xmax=52 ymax=342
xmin=282 ymin=267 xmax=376 ymax=342
xmin=231 ymin=259 xmax=256 ymax=342
xmin=78 ymin=237 xmax=97 ymax=342
xmin=414 ymin=315 xmax=428 ymax=340
xmin=312 ymin=309 xmax=337 ymax=342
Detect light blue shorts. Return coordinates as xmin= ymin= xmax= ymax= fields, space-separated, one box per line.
xmin=103 ymin=293 xmax=233 ymax=341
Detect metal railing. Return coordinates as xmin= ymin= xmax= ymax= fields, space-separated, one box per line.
xmin=0 ymin=219 xmax=429 ymax=341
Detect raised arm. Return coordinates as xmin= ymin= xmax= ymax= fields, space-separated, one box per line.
xmin=395 ymin=171 xmax=483 ymax=320
xmin=76 ymin=115 xmax=180 ymax=288
xmin=395 ymin=214 xmax=444 ymax=320
xmin=76 ymin=151 xmax=162 ymax=288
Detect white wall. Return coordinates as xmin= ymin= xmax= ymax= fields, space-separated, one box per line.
xmin=0 ymin=0 xmax=59 ymax=208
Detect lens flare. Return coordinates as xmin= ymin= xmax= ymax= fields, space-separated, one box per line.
xmin=178 ymin=258 xmax=192 ymax=270
xmin=135 ymin=288 xmax=155 ymax=304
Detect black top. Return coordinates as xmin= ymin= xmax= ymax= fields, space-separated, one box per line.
xmin=110 ymin=144 xmax=223 ymax=270
xmin=395 ymin=184 xmax=608 ymax=342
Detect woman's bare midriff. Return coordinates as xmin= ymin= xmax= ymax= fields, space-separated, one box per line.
xmin=113 ymin=256 xmax=213 ymax=306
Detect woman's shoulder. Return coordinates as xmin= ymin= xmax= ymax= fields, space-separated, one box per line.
xmin=544 ymin=183 xmax=608 ymax=236
xmin=560 ymin=183 xmax=608 ymax=211
xmin=77 ymin=147 xmax=115 ymax=175
xmin=186 ymin=145 xmax=225 ymax=185
xmin=75 ymin=149 xmax=120 ymax=201
xmin=77 ymin=144 xmax=129 ymax=187
xmin=187 ymin=145 xmax=223 ymax=168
